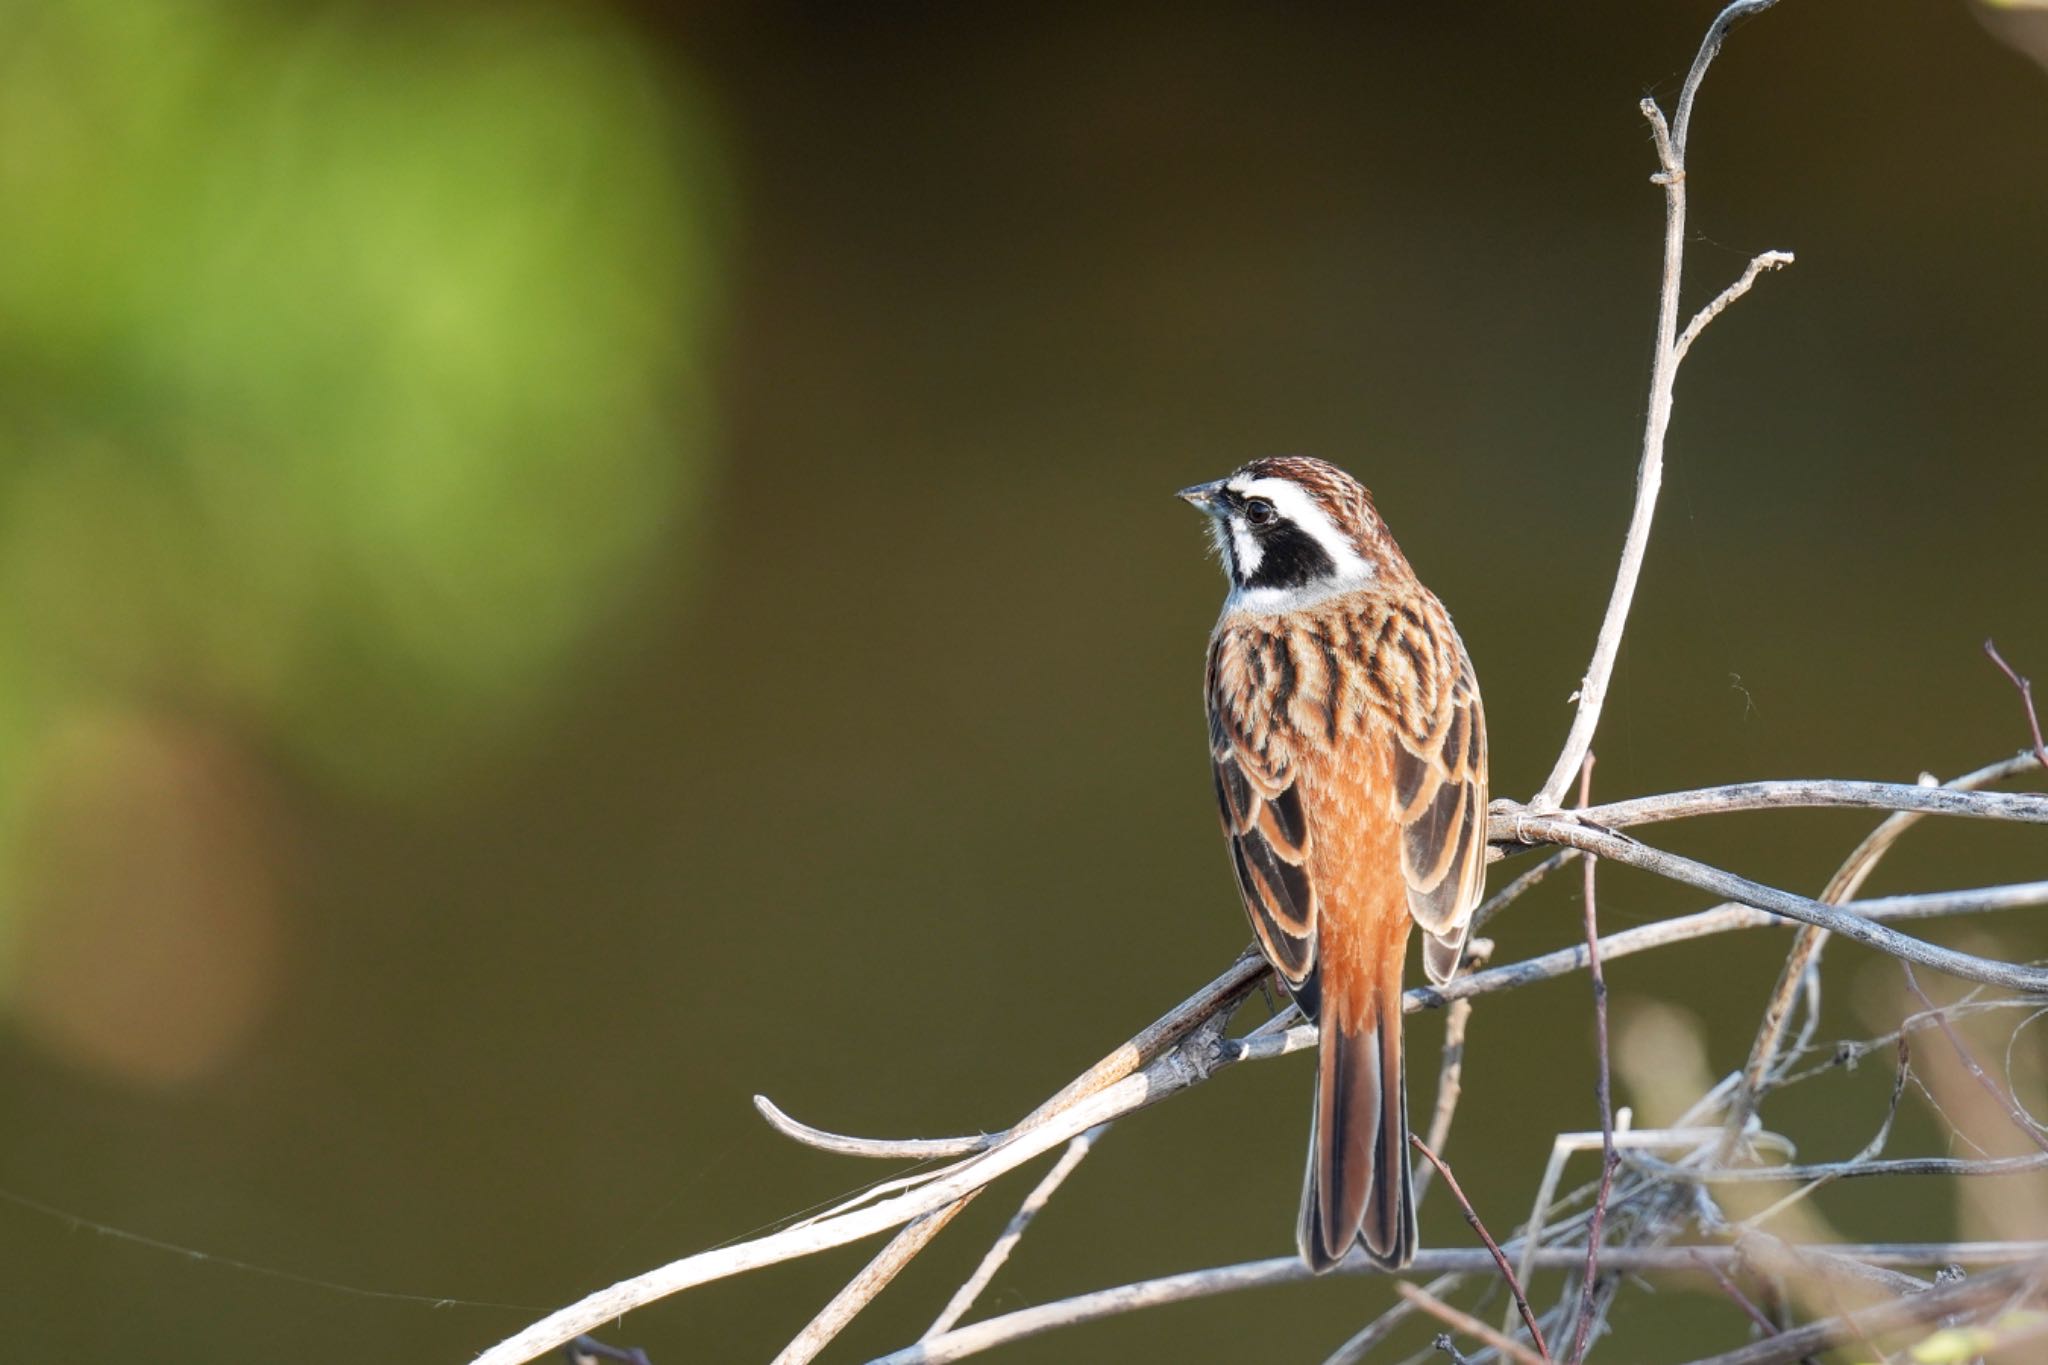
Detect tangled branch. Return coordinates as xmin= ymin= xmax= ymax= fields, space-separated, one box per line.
xmin=472 ymin=4 xmax=2045 ymax=1362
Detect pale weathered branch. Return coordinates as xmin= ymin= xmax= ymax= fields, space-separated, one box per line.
xmin=752 ymin=1096 xmax=990 ymax=1160
xmin=1674 ymin=252 xmax=1795 ymax=360
xmin=872 ymin=1243 xmax=2048 ymax=1365
xmin=1533 ymin=0 xmax=1789 ymax=808
xmin=1555 ymin=778 xmax=2048 ymax=832
xmin=771 ymin=1208 xmax=970 ymax=1365
xmin=1677 ymin=1256 xmax=2048 ymax=1365
xmin=1732 ymin=754 xmax=2043 ymax=1131
xmin=1497 ymin=814 xmax=2048 ymax=994
xmin=920 ymin=1125 xmax=1106 ymax=1340
xmin=1637 ymin=1151 xmax=2048 ymax=1184
xmin=1411 ymin=1136 xmax=1553 ymax=1362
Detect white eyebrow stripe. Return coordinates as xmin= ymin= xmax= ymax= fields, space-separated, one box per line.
xmin=1231 ymin=475 xmax=1372 ymax=581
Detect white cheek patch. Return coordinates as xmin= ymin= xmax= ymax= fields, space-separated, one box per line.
xmin=1228 ymin=515 xmax=1262 ymax=577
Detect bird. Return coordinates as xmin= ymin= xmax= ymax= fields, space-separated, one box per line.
xmin=1178 ymin=455 xmax=1488 ymax=1272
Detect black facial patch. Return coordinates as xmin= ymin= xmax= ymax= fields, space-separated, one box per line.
xmin=1244 ymin=520 xmax=1337 ymax=590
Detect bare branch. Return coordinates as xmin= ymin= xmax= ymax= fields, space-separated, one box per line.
xmin=921 ymin=1125 xmax=1107 ymax=1339
xmin=1986 ymin=639 xmax=2048 ymax=772
xmin=1411 ymin=1136 xmax=1553 ymax=1362
xmin=1568 ymin=756 xmax=1618 ymax=1365
xmin=1495 ymin=814 xmax=2048 ymax=994
xmin=1413 ymin=938 xmax=1492 ymax=1205
xmin=753 ymin=1096 xmax=991 ymax=1161
xmin=1471 ymin=848 xmax=1578 ymax=932
xmin=1674 ymin=252 xmax=1795 ymax=360
xmin=1644 ymin=1151 xmax=2048 ymax=1184
xmin=771 ymin=1207 xmax=971 ymax=1365
xmin=1555 ymin=778 xmax=2048 ymax=832
xmin=1676 ymin=1257 xmax=2048 ymax=1365
xmin=1688 ymin=1249 xmax=1780 ymax=1339
xmin=1730 ymin=754 xmax=2043 ymax=1130
xmin=1901 ymin=967 xmax=2048 ymax=1155
xmin=1533 ymin=0 xmax=1789 ymax=808
xmin=875 ymin=1244 xmax=2048 ymax=1365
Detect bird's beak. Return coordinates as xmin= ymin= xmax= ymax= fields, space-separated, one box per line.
xmin=1176 ymin=480 xmax=1228 ymax=516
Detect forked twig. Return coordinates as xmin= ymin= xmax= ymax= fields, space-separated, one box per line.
xmin=1533 ymin=0 xmax=1790 ymax=809
xmin=1986 ymin=639 xmax=2048 ymax=772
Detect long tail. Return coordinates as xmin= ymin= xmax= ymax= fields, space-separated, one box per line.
xmin=1296 ymin=957 xmax=1415 ymax=1272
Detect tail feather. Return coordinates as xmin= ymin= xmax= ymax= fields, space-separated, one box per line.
xmin=1297 ymin=980 xmax=1415 ymax=1271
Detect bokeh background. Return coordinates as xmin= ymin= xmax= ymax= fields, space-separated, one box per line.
xmin=1 ymin=1 xmax=2044 ymax=1360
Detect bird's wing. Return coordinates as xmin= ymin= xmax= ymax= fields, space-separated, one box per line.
xmin=1390 ymin=643 xmax=1489 ymax=986
xmin=1207 ymin=635 xmax=1323 ymax=1016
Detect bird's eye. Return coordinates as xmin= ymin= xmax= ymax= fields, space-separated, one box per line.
xmin=1243 ymin=498 xmax=1277 ymax=527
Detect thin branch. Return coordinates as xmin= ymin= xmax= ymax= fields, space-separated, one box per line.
xmin=1567 ymin=756 xmax=1617 ymax=1365
xmin=1674 ymin=251 xmax=1795 ymax=360
xmin=873 ymin=1245 xmax=2048 ymax=1365
xmin=1471 ymin=848 xmax=1578 ymax=930
xmin=753 ymin=1096 xmax=991 ymax=1160
xmin=1533 ymin=0 xmax=1788 ymax=808
xmin=1496 ymin=814 xmax=2048 ymax=994
xmin=921 ymin=1125 xmax=1107 ymax=1339
xmin=480 ymin=831 xmax=2045 ymax=1361
xmin=1901 ymin=967 xmax=2048 ymax=1156
xmin=1688 ymin=1249 xmax=1780 ymax=1339
xmin=1396 ymin=1280 xmax=1549 ymax=1365
xmin=1642 ymin=1151 xmax=2048 ymax=1184
xmin=1986 ymin=639 xmax=2048 ymax=772
xmin=1729 ymin=754 xmax=2045 ymax=1132
xmin=1413 ymin=938 xmax=1492 ymax=1207
xmin=1676 ymin=1257 xmax=2048 ymax=1365
xmin=772 ymin=1206 xmax=972 ymax=1365
xmin=1554 ymin=779 xmax=2048 ymax=831
xmin=1411 ymin=1136 xmax=1553 ymax=1362
xmin=1730 ymin=1224 xmax=1928 ymax=1301
xmin=1411 ymin=879 xmax=2048 ymax=1017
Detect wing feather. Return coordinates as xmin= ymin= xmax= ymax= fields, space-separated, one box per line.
xmin=1208 ymin=635 xmax=1322 ymax=1010
xmin=1394 ymin=649 xmax=1489 ymax=986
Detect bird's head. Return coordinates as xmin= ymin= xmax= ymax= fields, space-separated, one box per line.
xmin=1177 ymin=456 xmax=1400 ymax=612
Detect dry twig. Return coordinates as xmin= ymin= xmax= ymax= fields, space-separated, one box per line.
xmin=1410 ymin=1136 xmax=1553 ymax=1362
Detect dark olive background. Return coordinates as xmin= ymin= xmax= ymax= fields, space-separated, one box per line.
xmin=3 ymin=2 xmax=2046 ymax=1362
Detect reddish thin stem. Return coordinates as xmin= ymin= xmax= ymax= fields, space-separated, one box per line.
xmin=1569 ymin=755 xmax=1619 ymax=1365
xmin=1687 ymin=1250 xmax=1778 ymax=1338
xmin=1984 ymin=639 xmax=2048 ymax=773
xmin=1901 ymin=968 xmax=2048 ymax=1155
xmin=1410 ymin=1136 xmax=1554 ymax=1362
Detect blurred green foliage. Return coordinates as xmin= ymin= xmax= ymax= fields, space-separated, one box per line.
xmin=0 ymin=0 xmax=726 ymax=828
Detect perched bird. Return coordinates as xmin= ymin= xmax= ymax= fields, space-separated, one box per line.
xmin=1179 ymin=456 xmax=1488 ymax=1272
